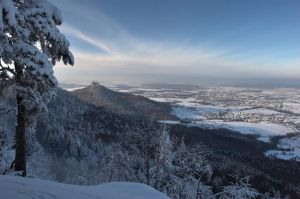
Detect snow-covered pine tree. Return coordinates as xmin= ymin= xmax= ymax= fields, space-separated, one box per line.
xmin=0 ymin=0 xmax=73 ymax=176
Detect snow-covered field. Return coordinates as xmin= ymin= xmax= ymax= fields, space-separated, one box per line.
xmin=171 ymin=107 xmax=207 ymax=120
xmin=149 ymin=97 xmax=170 ymax=103
xmin=168 ymin=103 xmax=297 ymax=142
xmin=170 ymin=100 xmax=229 ymax=121
xmin=282 ymin=102 xmax=300 ymax=114
xmin=0 ymin=175 xmax=169 ymax=199
xmin=265 ymin=135 xmax=300 ymax=161
xmin=190 ymin=121 xmax=297 ymax=142
xmin=146 ymin=86 xmax=300 ymax=143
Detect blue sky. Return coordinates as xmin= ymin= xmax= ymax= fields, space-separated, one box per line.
xmin=52 ymin=0 xmax=300 ymax=85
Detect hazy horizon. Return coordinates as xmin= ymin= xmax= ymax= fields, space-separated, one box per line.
xmin=59 ymin=77 xmax=300 ymax=90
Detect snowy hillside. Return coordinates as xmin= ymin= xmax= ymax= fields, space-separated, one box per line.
xmin=0 ymin=88 xmax=133 ymax=182
xmin=0 ymin=175 xmax=169 ymax=199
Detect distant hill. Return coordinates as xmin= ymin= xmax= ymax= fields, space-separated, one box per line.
xmin=72 ymin=82 xmax=175 ymax=120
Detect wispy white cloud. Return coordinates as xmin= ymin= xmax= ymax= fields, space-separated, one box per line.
xmin=60 ymin=24 xmax=117 ymax=55
xmin=61 ymin=23 xmax=238 ymax=67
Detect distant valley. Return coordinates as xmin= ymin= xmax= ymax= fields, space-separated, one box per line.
xmin=97 ymin=83 xmax=300 ymax=161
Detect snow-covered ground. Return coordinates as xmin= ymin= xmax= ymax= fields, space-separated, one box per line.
xmin=160 ymin=118 xmax=297 ymax=142
xmin=265 ymin=135 xmax=300 ymax=161
xmin=171 ymin=107 xmax=206 ymax=120
xmin=190 ymin=121 xmax=297 ymax=142
xmin=282 ymin=102 xmax=300 ymax=114
xmin=0 ymin=175 xmax=169 ymax=199
xmin=171 ymin=104 xmax=228 ymax=121
xmin=169 ymin=103 xmax=297 ymax=142
xmin=149 ymin=97 xmax=169 ymax=103
xmin=66 ymin=86 xmax=85 ymax=91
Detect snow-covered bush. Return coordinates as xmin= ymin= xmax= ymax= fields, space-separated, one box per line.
xmin=218 ymin=174 xmax=259 ymax=199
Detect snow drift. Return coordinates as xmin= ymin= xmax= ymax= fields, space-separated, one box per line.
xmin=0 ymin=175 xmax=169 ymax=199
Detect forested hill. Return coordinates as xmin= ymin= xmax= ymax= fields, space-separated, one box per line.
xmin=72 ymin=82 xmax=175 ymax=120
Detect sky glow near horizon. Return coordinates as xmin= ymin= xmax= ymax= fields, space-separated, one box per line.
xmin=51 ymin=0 xmax=300 ymax=85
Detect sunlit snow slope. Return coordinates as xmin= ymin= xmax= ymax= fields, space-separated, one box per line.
xmin=0 ymin=175 xmax=170 ymax=199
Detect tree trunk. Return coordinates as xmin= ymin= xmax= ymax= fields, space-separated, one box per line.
xmin=14 ymin=95 xmax=26 ymax=176
xmin=14 ymin=63 xmax=26 ymax=176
